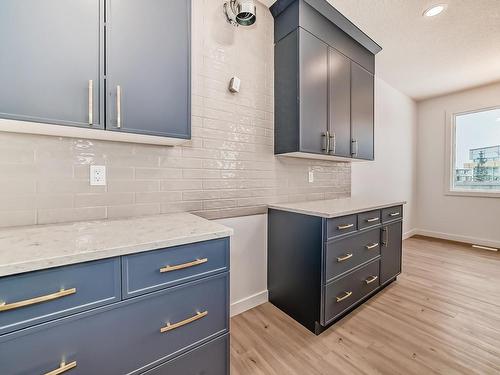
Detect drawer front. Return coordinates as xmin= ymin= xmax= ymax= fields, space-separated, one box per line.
xmin=0 ymin=258 xmax=120 ymax=336
xmin=357 ymin=210 xmax=381 ymax=230
xmin=0 ymin=273 xmax=229 ymax=375
xmin=323 ymin=259 xmax=380 ymax=324
xmin=122 ymin=238 xmax=229 ymax=298
xmin=325 ymin=228 xmax=381 ymax=282
xmin=326 ymin=215 xmax=357 ymax=240
xmin=143 ymin=333 xmax=229 ymax=375
xmin=382 ymin=205 xmax=403 ymax=223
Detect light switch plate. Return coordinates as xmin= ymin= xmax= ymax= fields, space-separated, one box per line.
xmin=90 ymin=165 xmax=106 ymax=186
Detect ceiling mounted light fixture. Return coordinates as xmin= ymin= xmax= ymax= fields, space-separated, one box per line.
xmin=423 ymin=4 xmax=447 ymax=17
xmin=224 ymin=0 xmax=256 ymax=27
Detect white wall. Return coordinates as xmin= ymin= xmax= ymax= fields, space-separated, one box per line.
xmin=416 ymin=82 xmax=500 ymax=248
xmin=215 ymin=214 xmax=268 ymax=316
xmin=352 ymin=78 xmax=418 ymax=236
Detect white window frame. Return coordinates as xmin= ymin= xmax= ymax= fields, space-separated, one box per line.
xmin=444 ymin=105 xmax=500 ymax=198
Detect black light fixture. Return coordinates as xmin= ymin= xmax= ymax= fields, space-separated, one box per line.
xmin=224 ymin=0 xmax=257 ymax=27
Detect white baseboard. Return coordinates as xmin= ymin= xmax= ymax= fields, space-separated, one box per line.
xmin=230 ymin=290 xmax=268 ymax=317
xmin=409 ymin=229 xmax=500 ymax=249
xmin=403 ymin=228 xmax=418 ymax=240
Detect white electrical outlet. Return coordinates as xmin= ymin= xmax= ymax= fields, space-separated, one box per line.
xmin=308 ymin=169 xmax=314 ymax=183
xmin=90 ymin=165 xmax=106 ymax=186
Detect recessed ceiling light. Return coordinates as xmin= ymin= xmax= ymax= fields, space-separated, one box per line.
xmin=423 ymin=4 xmax=447 ymax=17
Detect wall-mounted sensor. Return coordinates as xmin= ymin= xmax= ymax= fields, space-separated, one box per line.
xmin=229 ymin=77 xmax=241 ymax=93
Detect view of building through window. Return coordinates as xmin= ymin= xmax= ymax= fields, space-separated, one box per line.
xmin=454 ymin=107 xmax=500 ymax=191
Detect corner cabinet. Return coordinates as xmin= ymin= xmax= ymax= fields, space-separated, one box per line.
xmin=0 ymin=0 xmax=191 ymax=143
xmin=268 ymin=205 xmax=403 ymax=335
xmin=271 ymin=0 xmax=380 ymax=161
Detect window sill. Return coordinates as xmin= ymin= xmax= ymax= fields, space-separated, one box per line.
xmin=445 ymin=189 xmax=500 ymax=198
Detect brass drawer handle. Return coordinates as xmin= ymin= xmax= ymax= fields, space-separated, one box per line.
xmin=0 ymin=288 xmax=76 ymax=313
xmin=337 ymin=253 xmax=353 ymax=262
xmin=389 ymin=212 xmax=400 ymax=217
xmin=337 ymin=223 xmax=354 ymax=230
xmin=366 ymin=217 xmax=379 ymax=223
xmin=44 ymin=361 xmax=77 ymax=375
xmin=160 ymin=258 xmax=208 ymax=273
xmin=365 ymin=275 xmax=378 ymax=285
xmin=365 ymin=243 xmax=379 ymax=250
xmin=336 ymin=291 xmax=352 ymax=303
xmin=160 ymin=311 xmax=208 ymax=333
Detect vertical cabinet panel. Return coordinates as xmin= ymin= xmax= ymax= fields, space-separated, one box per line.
xmin=274 ymin=30 xmax=299 ymax=154
xmin=106 ymin=0 xmax=190 ymax=138
xmin=299 ymin=30 xmax=328 ymax=154
xmin=328 ymin=48 xmax=351 ymax=157
xmin=351 ymin=63 xmax=374 ymax=160
xmin=380 ymin=221 xmax=402 ymax=284
xmin=0 ymin=0 xmax=103 ymax=128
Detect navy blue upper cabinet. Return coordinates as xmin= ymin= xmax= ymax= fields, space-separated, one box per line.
xmin=298 ymin=30 xmax=329 ymax=154
xmin=0 ymin=0 xmax=104 ymax=129
xmin=351 ymin=63 xmax=375 ymax=160
xmin=271 ymin=0 xmax=381 ymax=161
xmin=106 ymin=0 xmax=191 ymax=139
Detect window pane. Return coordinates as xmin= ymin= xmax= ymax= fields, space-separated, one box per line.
xmin=453 ymin=107 xmax=500 ymax=192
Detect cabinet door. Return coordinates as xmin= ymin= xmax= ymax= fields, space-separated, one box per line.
xmin=106 ymin=0 xmax=190 ymax=139
xmin=380 ymin=221 xmax=402 ymax=284
xmin=0 ymin=0 xmax=103 ymax=128
xmin=328 ymin=48 xmax=351 ymax=157
xmin=299 ymin=29 xmax=328 ymax=154
xmin=351 ymin=63 xmax=374 ymax=160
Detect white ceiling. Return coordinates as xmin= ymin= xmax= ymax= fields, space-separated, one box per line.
xmin=264 ymin=0 xmax=500 ymax=100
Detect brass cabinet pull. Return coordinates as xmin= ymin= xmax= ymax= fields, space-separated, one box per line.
xmin=336 ymin=291 xmax=352 ymax=303
xmin=366 ymin=217 xmax=380 ymax=223
xmin=337 ymin=223 xmax=354 ymax=230
xmin=365 ymin=243 xmax=379 ymax=250
xmin=160 ymin=258 xmax=208 ymax=273
xmin=365 ymin=275 xmax=378 ymax=285
xmin=351 ymin=139 xmax=359 ymax=157
xmin=116 ymin=85 xmax=122 ymax=128
xmin=329 ymin=132 xmax=336 ymax=154
xmin=44 ymin=361 xmax=77 ymax=375
xmin=337 ymin=253 xmax=353 ymax=262
xmin=389 ymin=212 xmax=400 ymax=217
xmin=88 ymin=80 xmax=93 ymax=126
xmin=0 ymin=288 xmax=76 ymax=313
xmin=160 ymin=311 xmax=208 ymax=333
xmin=382 ymin=227 xmax=389 ymax=247
xmin=322 ymin=131 xmax=330 ymax=153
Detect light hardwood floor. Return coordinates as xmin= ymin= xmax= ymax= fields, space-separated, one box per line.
xmin=230 ymin=236 xmax=500 ymax=375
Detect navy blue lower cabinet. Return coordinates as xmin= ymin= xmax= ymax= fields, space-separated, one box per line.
xmin=0 ymin=258 xmax=121 ymax=335
xmin=122 ymin=238 xmax=229 ymax=299
xmin=143 ymin=333 xmax=229 ymax=375
xmin=268 ymin=207 xmax=402 ymax=335
xmin=0 ymin=273 xmax=229 ymax=375
xmin=0 ymin=237 xmax=231 ymax=375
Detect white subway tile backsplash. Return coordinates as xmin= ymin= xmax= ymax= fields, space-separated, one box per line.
xmin=0 ymin=0 xmax=350 ymax=227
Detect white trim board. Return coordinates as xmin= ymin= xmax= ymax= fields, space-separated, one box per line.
xmin=0 ymin=119 xmax=188 ymax=146
xmin=230 ymin=290 xmax=268 ymax=317
xmin=408 ymin=229 xmax=500 ymax=249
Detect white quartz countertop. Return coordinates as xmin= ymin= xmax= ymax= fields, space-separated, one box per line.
xmin=0 ymin=213 xmax=233 ymax=277
xmin=269 ymin=198 xmax=406 ymax=218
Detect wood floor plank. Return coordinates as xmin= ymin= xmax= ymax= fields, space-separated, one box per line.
xmin=230 ymin=237 xmax=500 ymax=374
